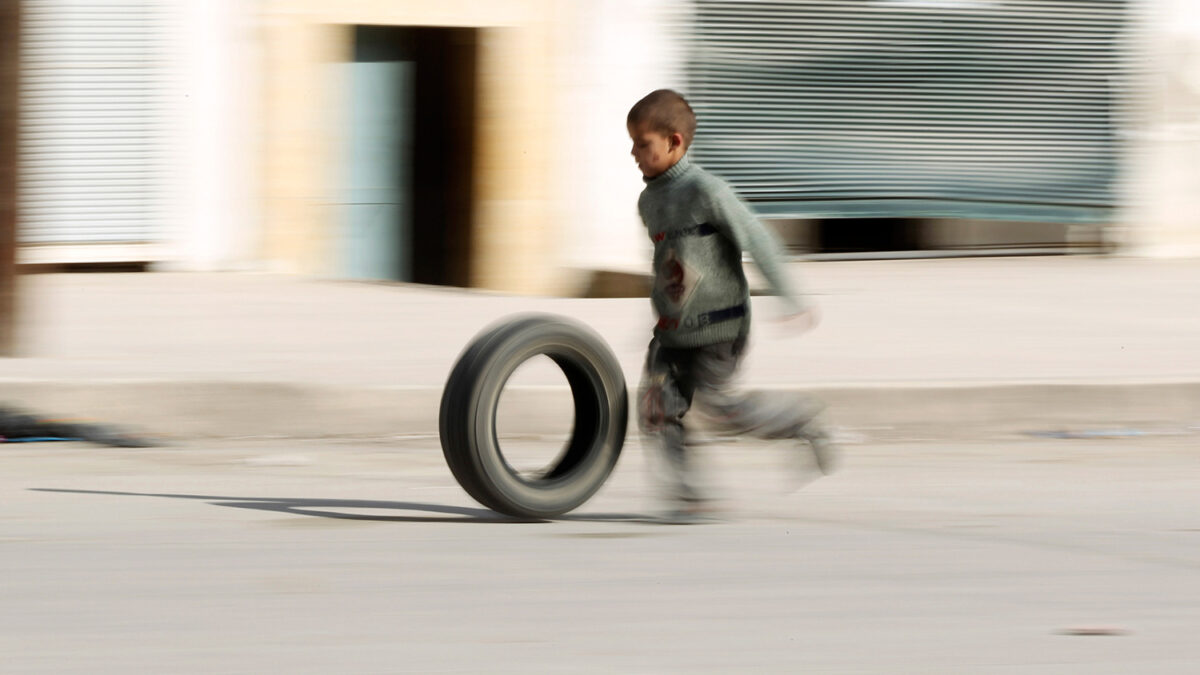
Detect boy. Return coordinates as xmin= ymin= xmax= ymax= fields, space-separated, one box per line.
xmin=628 ymin=89 xmax=835 ymax=521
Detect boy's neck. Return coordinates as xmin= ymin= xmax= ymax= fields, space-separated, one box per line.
xmin=645 ymin=154 xmax=692 ymax=184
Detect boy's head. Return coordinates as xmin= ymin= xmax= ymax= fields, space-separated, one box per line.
xmin=627 ymin=89 xmax=696 ymax=178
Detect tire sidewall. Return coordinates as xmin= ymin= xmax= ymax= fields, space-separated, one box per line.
xmin=467 ymin=318 xmax=626 ymax=517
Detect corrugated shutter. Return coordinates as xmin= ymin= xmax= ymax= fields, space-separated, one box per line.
xmin=684 ymin=0 xmax=1131 ymax=223
xmin=19 ymin=0 xmax=174 ymax=245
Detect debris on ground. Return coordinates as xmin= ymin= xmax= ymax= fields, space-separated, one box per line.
xmin=1024 ymin=427 xmax=1199 ymax=440
xmin=0 ymin=404 xmax=160 ymax=447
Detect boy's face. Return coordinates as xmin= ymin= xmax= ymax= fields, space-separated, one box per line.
xmin=628 ymin=122 xmax=685 ymax=178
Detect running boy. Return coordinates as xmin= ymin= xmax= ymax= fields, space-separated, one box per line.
xmin=628 ymin=89 xmax=835 ymax=518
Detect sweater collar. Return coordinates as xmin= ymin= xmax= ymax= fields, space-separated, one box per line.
xmin=644 ymin=155 xmax=693 ymax=186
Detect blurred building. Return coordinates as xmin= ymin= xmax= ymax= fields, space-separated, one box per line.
xmin=19 ymin=0 xmax=260 ymax=271
xmin=14 ymin=0 xmax=1200 ymax=293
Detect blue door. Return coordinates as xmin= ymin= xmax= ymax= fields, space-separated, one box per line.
xmin=341 ymin=59 xmax=413 ymax=281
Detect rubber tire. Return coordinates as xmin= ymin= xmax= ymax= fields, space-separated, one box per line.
xmin=439 ymin=314 xmax=628 ymax=519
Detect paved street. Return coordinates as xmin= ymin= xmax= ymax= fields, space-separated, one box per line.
xmin=3 ymin=433 xmax=1199 ymax=673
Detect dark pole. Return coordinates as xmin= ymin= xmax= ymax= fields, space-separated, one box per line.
xmin=0 ymin=0 xmax=20 ymax=355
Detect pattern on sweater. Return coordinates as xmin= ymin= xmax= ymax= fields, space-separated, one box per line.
xmin=638 ymin=155 xmax=802 ymax=348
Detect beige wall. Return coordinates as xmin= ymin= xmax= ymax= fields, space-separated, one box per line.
xmin=258 ymin=0 xmax=560 ymax=292
xmin=1116 ymin=0 xmax=1200 ymax=256
xmin=472 ymin=21 xmax=556 ymax=292
xmin=260 ymin=17 xmax=342 ymax=275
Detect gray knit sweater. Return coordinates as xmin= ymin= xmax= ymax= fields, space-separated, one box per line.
xmin=638 ymin=155 xmax=803 ymax=348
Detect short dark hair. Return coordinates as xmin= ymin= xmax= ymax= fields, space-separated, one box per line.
xmin=627 ymin=89 xmax=697 ymax=150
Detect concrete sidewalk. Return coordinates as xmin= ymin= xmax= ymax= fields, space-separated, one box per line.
xmin=2 ymin=256 xmax=1199 ymax=439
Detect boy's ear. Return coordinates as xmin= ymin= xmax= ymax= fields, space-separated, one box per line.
xmin=669 ymin=132 xmax=685 ymax=151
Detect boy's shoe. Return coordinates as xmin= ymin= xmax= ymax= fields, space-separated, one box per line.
xmin=799 ymin=421 xmax=840 ymax=475
xmin=809 ymin=434 xmax=839 ymax=475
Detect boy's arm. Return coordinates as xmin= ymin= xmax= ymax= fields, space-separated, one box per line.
xmin=708 ymin=181 xmax=806 ymax=315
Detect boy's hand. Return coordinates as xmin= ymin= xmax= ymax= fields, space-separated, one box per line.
xmin=775 ymin=307 xmax=820 ymax=335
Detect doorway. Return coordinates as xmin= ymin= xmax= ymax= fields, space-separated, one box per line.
xmin=341 ymin=25 xmax=477 ymax=285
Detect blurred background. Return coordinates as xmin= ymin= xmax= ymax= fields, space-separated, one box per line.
xmin=4 ymin=7 xmax=1200 ymax=668
xmin=1 ymin=0 xmax=1198 ymax=305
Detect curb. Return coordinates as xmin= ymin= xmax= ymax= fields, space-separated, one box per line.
xmin=4 ymin=379 xmax=1200 ymax=442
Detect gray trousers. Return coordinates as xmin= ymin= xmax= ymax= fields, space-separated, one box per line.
xmin=637 ymin=335 xmax=826 ymax=501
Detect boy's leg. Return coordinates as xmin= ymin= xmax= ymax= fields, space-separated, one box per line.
xmin=695 ymin=337 xmax=838 ymax=475
xmin=638 ymin=339 xmax=702 ymax=504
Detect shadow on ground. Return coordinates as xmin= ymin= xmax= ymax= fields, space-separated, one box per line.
xmin=30 ymin=488 xmax=644 ymax=524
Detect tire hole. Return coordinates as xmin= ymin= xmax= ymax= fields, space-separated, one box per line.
xmin=494 ymin=355 xmax=575 ymax=480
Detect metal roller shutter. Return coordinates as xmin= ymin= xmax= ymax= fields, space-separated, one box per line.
xmin=684 ymin=0 xmax=1131 ymax=223
xmin=20 ymin=0 xmax=174 ymax=247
